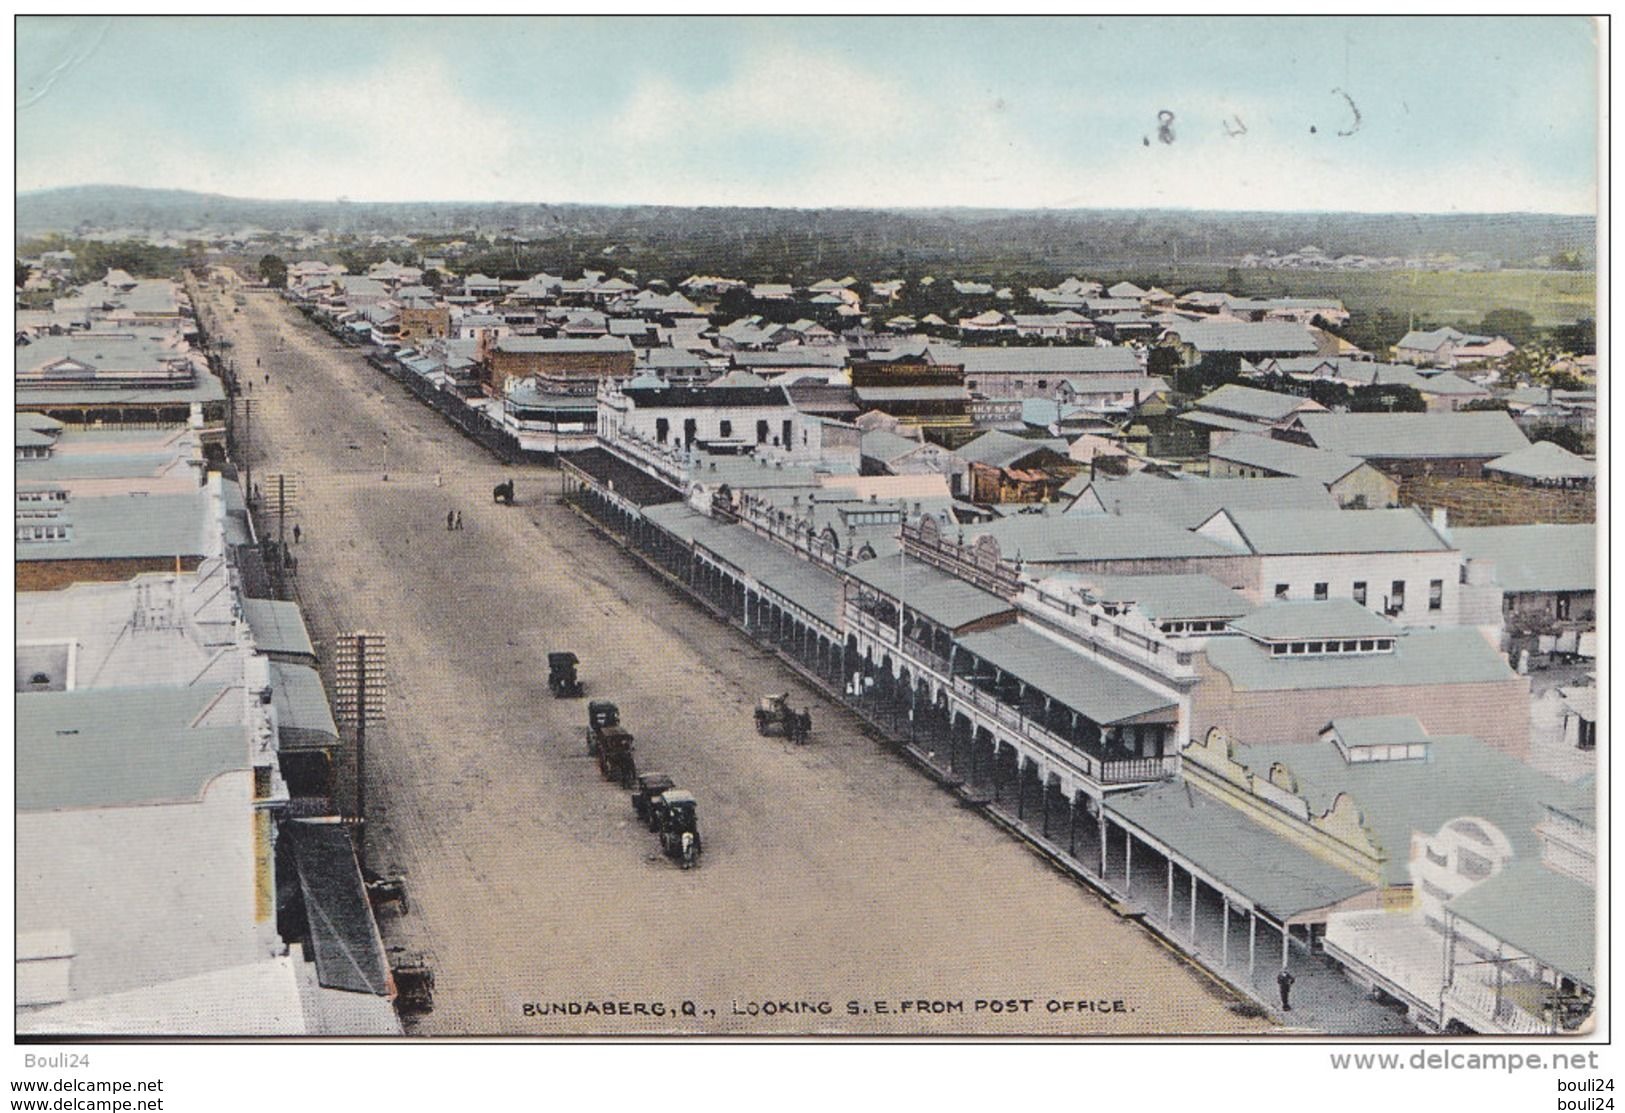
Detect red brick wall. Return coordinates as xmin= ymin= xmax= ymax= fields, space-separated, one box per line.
xmin=1190 ymin=655 xmax=1531 ymax=761
xmin=18 ymin=556 xmax=203 ymax=592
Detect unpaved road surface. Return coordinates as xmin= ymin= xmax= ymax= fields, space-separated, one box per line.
xmin=204 ymin=274 xmax=1264 ymax=1037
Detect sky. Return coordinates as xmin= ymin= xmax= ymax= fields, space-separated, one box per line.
xmin=14 ymin=16 xmax=1601 ymax=214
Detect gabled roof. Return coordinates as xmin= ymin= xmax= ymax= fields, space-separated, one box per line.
xmin=860 ymin=429 xmax=929 ymax=463
xmin=1202 ymin=506 xmax=1450 ymax=556
xmin=1195 ymin=383 xmax=1317 ymax=423
xmin=1451 ymin=524 xmax=1595 ymax=593
xmin=955 ymin=429 xmax=1070 ymax=469
xmin=1230 ymin=600 xmax=1399 ymax=642
xmin=1075 ymin=472 xmax=1338 ymax=529
xmin=1483 ymin=440 xmax=1596 ymax=482
xmin=1204 ymin=626 xmax=1514 ymax=693
xmin=933 ymin=345 xmax=1140 ymax=376
xmin=964 ymin=511 xmax=1236 ymax=563
xmin=1162 ymin=321 xmax=1318 ymax=354
xmin=1208 ymin=433 xmax=1368 ymax=486
xmin=1293 ymin=411 xmax=1530 ymax=460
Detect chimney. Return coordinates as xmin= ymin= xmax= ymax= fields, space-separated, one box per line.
xmin=1431 ymin=507 xmax=1449 ymax=535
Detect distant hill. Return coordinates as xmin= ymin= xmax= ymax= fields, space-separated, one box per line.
xmin=16 ymin=184 xmax=1596 ymax=275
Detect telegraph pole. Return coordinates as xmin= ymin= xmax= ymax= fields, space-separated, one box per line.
xmin=334 ymin=632 xmax=388 ymax=874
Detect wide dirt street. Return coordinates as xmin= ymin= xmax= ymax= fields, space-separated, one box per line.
xmin=203 ymin=272 xmax=1265 ymax=1037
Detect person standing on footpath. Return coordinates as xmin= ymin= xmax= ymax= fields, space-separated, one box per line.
xmin=447 ymin=510 xmax=455 ymax=531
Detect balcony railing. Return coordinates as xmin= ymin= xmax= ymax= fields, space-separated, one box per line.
xmin=949 ymin=677 xmax=1176 ymax=787
xmin=1024 ymin=588 xmax=1198 ymax=682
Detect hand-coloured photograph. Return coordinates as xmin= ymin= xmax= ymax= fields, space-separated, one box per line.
xmin=13 ymin=15 xmax=1601 ymax=1047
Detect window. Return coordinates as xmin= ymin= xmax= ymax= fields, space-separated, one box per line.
xmin=966 ymin=380 xmax=978 ymax=391
xmin=718 ymin=419 xmax=732 ymax=439
xmin=1359 ymin=640 xmax=1375 ymax=651
xmin=1271 ymin=643 xmax=1288 ymax=656
xmin=654 ymin=417 xmax=669 ymax=444
xmin=1274 ymin=583 xmax=1290 ymax=599
xmin=1390 ymin=580 xmax=1406 ymax=610
xmin=1352 ymin=581 xmax=1367 ymax=606
xmin=782 ymin=419 xmax=793 ymax=447
xmin=1457 ymin=848 xmax=1494 ymax=882
xmin=1429 ymin=579 xmax=1443 ymax=611
xmin=756 ymin=420 xmax=769 ymax=444
xmin=1377 ymin=638 xmax=1394 ymax=651
xmin=1341 ymin=640 xmax=1359 ymax=652
xmin=1307 ymin=641 xmax=1324 ymax=653
xmin=1314 ymin=582 xmax=1328 ymax=601
xmin=1037 ymin=379 xmax=1048 ymax=390
xmin=1290 ymin=642 xmax=1307 ymax=655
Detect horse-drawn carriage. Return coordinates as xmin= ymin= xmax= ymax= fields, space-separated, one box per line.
xmin=492 ymin=479 xmax=515 ymax=505
xmin=632 ymin=772 xmax=677 ymax=829
xmin=651 ymin=789 xmax=702 ymax=869
xmin=548 ymin=651 xmax=584 ymax=698
xmin=754 ymin=692 xmax=812 ymax=744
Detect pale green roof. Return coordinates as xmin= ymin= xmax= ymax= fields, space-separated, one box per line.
xmin=18 ymin=688 xmax=246 ymax=810
xmin=966 ymin=511 xmax=1235 ymax=563
xmin=957 ymin=623 xmax=1176 ymax=725
xmin=1448 ymin=859 xmax=1594 ymax=985
xmin=1208 ymin=433 xmax=1367 ymax=485
xmin=269 ymin=661 xmax=340 ymax=747
xmin=1072 ymin=573 xmax=1251 ymax=622
xmin=1204 ymin=626 xmax=1515 ymax=692
xmin=1325 ymin=715 xmax=1429 ymax=749
xmin=1484 ymin=441 xmax=1597 ymax=481
xmin=17 ymin=490 xmax=211 ymax=562
xmin=1196 ymin=383 xmax=1312 ymax=422
xmin=1215 ymin=506 xmax=1449 ymax=555
xmin=846 ymin=555 xmax=1014 ymax=630
xmin=1106 ymin=783 xmax=1371 ymax=919
xmin=955 ymin=429 xmax=1069 ymax=468
xmin=1238 ymin=735 xmax=1563 ymax=888
xmin=1295 ymin=411 xmax=1530 ymax=460
xmin=1230 ymin=601 xmax=1398 ymax=642
xmin=1452 ymin=524 xmax=1595 ymax=593
xmin=242 ymin=598 xmax=317 ymax=659
xmin=1077 ymin=472 xmax=1337 ymax=529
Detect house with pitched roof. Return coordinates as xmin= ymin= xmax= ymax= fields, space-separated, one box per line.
xmin=1394 ymin=327 xmax=1515 ymax=368
xmin=1207 ymin=432 xmax=1400 ymax=508
xmin=1194 ymin=506 xmax=1460 ymax=625
xmin=1284 ymin=411 xmax=1532 ymax=478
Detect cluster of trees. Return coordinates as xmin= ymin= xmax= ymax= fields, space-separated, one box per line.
xmin=257 ymin=254 xmax=288 ymax=289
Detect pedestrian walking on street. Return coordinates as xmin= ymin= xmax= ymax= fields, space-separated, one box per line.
xmin=292 ymin=524 xmax=302 ymax=544
xmin=434 ymin=471 xmax=442 ymax=488
xmin=447 ymin=510 xmax=455 ymax=531
xmin=454 ymin=510 xmax=464 ymax=530
xmin=1276 ymin=968 xmax=1295 ymax=1012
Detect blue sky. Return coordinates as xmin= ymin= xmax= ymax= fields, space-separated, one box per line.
xmin=16 ymin=16 xmax=1600 ymax=213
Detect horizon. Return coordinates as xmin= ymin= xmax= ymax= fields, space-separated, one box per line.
xmin=17 ymin=183 xmax=1598 ymax=224
xmin=17 ymin=16 xmax=1600 ymax=217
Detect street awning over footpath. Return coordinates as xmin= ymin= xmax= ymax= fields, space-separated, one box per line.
xmin=1106 ymin=782 xmax=1373 ymax=922
xmin=243 ymin=597 xmax=318 ymax=662
xmin=281 ymin=820 xmax=393 ymax=996
xmin=269 ymin=661 xmax=340 ymax=750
